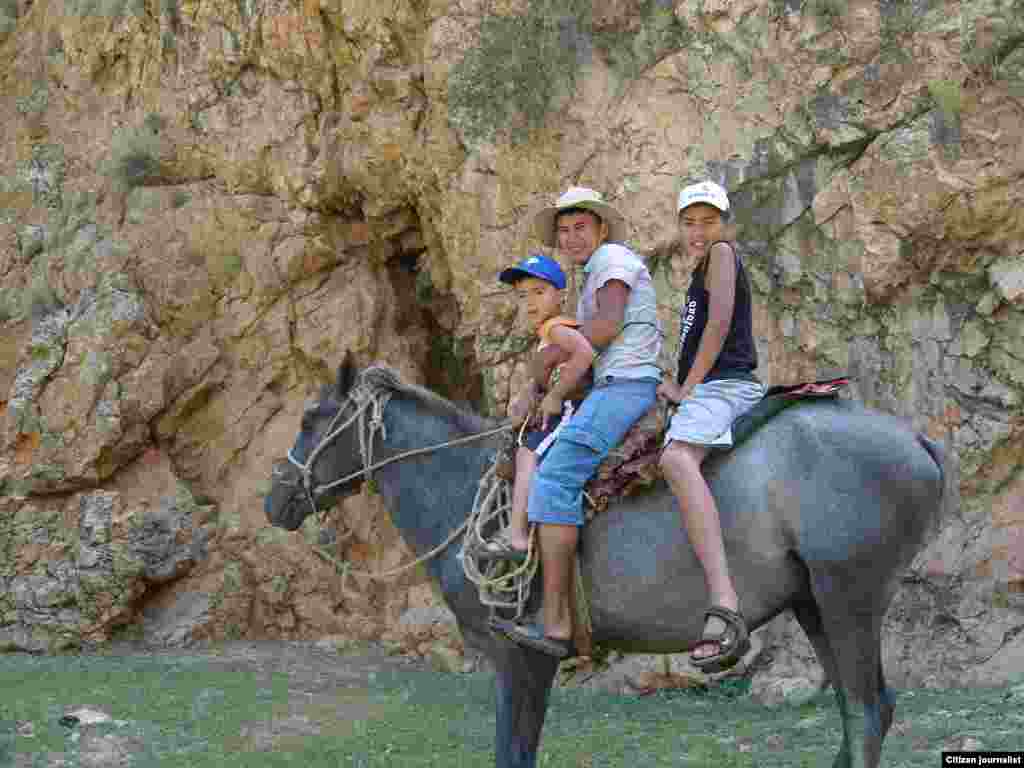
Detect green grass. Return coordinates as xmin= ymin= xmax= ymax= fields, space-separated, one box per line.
xmin=1 ymin=653 xmax=1021 ymax=766
xmin=104 ymin=115 xmax=165 ymax=190
xmin=447 ymin=0 xmax=590 ymax=143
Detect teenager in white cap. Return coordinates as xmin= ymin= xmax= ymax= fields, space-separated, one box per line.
xmin=657 ymin=180 xmax=765 ymax=672
xmin=492 ymin=186 xmax=662 ymax=659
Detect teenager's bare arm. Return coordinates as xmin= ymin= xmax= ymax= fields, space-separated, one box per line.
xmin=679 ymin=243 xmax=736 ymax=393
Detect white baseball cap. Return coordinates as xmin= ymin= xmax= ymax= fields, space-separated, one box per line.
xmin=532 ymin=186 xmax=628 ymax=247
xmin=677 ymin=181 xmax=730 ymax=216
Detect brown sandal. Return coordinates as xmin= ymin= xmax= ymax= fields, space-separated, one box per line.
xmin=690 ymin=606 xmax=750 ymax=674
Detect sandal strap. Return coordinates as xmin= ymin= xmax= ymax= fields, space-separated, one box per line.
xmin=701 ymin=606 xmax=748 ymax=645
xmin=691 ymin=605 xmax=751 ymax=672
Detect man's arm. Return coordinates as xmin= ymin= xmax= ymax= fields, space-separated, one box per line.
xmin=544 ymin=326 xmax=595 ymax=401
xmin=582 ymin=279 xmax=630 ymax=350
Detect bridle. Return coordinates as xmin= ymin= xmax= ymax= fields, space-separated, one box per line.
xmin=283 ymin=382 xmax=392 ymax=516
xmin=280 ymin=378 xmax=514 ymax=519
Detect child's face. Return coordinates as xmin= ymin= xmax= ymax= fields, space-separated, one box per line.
xmin=556 ymin=211 xmax=608 ymax=265
xmin=516 ymin=277 xmax=563 ymax=331
xmin=679 ymin=203 xmax=725 ymax=260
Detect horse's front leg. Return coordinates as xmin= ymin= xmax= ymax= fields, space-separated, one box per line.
xmin=492 ymin=641 xmax=560 ymax=768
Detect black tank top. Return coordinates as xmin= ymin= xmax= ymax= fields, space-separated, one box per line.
xmin=676 ymin=241 xmax=759 ymax=385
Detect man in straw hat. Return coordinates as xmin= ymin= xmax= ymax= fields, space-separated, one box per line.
xmin=492 ymin=186 xmax=662 ymax=659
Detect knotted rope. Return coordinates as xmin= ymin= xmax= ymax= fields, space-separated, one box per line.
xmin=285 ymin=375 xmax=514 ymax=581
xmin=459 ymin=436 xmax=540 ymax=620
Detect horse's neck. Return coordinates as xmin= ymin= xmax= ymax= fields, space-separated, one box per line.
xmin=373 ymin=395 xmax=495 ymax=589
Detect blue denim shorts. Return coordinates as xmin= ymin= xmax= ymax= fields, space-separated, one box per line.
xmin=520 ymin=400 xmax=583 ymax=457
xmin=527 ymin=377 xmax=659 ymax=527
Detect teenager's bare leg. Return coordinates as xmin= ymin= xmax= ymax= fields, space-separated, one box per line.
xmin=660 ymin=440 xmax=738 ymax=659
xmin=537 ymin=522 xmax=578 ymax=641
xmin=505 ymin=447 xmax=536 ymax=551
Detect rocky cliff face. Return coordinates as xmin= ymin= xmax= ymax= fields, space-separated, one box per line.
xmin=1 ymin=0 xmax=1022 ymax=686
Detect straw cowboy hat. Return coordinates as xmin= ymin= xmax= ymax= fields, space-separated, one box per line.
xmin=531 ymin=186 xmax=628 ymax=247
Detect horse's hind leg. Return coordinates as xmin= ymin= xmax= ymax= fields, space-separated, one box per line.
xmin=791 ymin=596 xmax=838 ymax=691
xmin=805 ymin=568 xmax=891 ymax=768
xmin=791 ymin=596 xmax=851 ymax=767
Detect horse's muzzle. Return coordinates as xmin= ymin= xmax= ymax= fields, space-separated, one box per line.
xmin=265 ymin=461 xmax=308 ymax=531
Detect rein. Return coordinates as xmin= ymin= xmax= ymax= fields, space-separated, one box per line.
xmin=283 ymin=379 xmax=514 ymax=577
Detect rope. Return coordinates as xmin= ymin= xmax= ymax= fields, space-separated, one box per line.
xmin=315 ymin=515 xmax=471 ymax=581
xmin=319 ymin=421 xmax=516 ymax=495
xmin=459 ymin=441 xmax=540 ymax=620
xmin=286 ymin=376 xmax=515 ymax=581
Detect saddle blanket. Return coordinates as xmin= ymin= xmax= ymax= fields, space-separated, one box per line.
xmin=583 ymin=377 xmax=850 ymax=515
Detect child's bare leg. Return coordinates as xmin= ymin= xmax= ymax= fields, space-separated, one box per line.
xmin=659 ymin=441 xmax=739 ymax=658
xmin=505 ymin=446 xmax=537 ymax=551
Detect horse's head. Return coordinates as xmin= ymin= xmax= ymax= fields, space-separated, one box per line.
xmin=264 ymin=355 xmax=365 ymax=531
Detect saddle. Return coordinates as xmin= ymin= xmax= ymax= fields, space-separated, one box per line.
xmin=583 ymin=377 xmax=850 ymax=515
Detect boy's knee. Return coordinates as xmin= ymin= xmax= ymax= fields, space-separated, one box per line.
xmin=660 ymin=441 xmax=703 ymax=475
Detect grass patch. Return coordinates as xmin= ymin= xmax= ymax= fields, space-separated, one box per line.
xmin=2 ymin=652 xmax=1023 ymax=766
xmin=927 ymin=79 xmax=962 ymax=119
xmin=0 ymin=286 xmax=25 ymax=323
xmin=806 ymin=0 xmax=847 ymax=24
xmin=0 ymin=654 xmax=289 ymax=765
xmin=14 ymin=83 xmax=47 ymax=116
xmin=448 ymin=0 xmax=693 ymax=144
xmin=26 ymin=261 xmax=64 ymax=320
xmin=104 ymin=114 xmax=165 ymax=191
xmin=877 ymin=0 xmax=938 ymax=65
xmin=927 ymin=79 xmax=962 ymax=158
xmin=63 ymin=0 xmax=145 ymax=16
xmin=592 ymin=0 xmax=693 ymax=83
xmin=0 ymin=0 xmax=16 ymax=35
xmin=448 ymin=0 xmax=590 ymax=144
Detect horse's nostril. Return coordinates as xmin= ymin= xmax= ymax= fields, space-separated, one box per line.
xmin=271 ymin=460 xmax=301 ymax=486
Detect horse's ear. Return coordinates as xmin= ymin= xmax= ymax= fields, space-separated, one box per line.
xmin=336 ymin=352 xmax=357 ymax=399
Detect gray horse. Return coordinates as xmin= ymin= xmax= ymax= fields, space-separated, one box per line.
xmin=264 ymin=357 xmax=946 ymax=768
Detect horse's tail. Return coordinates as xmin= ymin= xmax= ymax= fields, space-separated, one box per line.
xmin=916 ymin=433 xmax=956 ymax=530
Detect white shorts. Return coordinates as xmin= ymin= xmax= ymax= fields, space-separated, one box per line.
xmin=664 ymin=379 xmax=766 ymax=449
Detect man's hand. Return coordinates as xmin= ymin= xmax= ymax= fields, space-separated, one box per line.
xmin=529 ymin=345 xmax=567 ymax=389
xmin=509 ymin=388 xmax=538 ymax=424
xmin=538 ymin=391 xmax=563 ymax=431
xmin=656 ymin=380 xmax=688 ymax=404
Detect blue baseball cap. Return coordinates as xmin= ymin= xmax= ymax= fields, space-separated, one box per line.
xmin=498 ymin=253 xmax=567 ymax=290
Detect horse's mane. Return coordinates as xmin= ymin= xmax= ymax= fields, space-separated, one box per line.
xmin=361 ymin=364 xmax=496 ymax=434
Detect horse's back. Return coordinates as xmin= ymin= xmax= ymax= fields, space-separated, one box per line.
xmin=580 ymin=399 xmax=944 ymax=652
xmin=718 ymin=399 xmax=944 ymax=565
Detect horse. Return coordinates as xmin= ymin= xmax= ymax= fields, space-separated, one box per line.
xmin=264 ymin=356 xmax=946 ymax=768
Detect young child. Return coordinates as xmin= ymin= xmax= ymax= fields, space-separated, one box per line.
xmin=477 ymin=253 xmax=595 ymax=562
xmin=657 ymin=180 xmax=766 ymax=673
